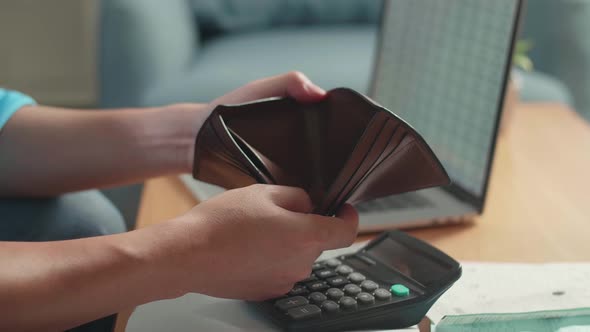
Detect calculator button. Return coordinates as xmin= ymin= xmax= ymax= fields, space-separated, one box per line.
xmin=299 ymin=275 xmax=318 ymax=283
xmin=335 ymin=265 xmax=353 ymax=276
xmin=326 ymin=288 xmax=345 ymax=301
xmin=356 ymin=292 xmax=375 ymax=305
xmin=275 ymin=296 xmax=308 ymax=312
xmin=325 ymin=258 xmax=342 ymax=268
xmin=320 ymin=300 xmax=340 ymax=314
xmin=339 ymin=296 xmax=358 ymax=311
xmin=288 ymin=285 xmax=309 ymax=296
xmin=348 ymin=272 xmax=366 ymax=284
xmin=306 ymin=280 xmax=329 ymax=292
xmin=326 ymin=275 xmax=348 ymax=287
xmin=308 ymin=292 xmax=327 ymax=305
xmin=315 ymin=269 xmax=337 ymax=279
xmin=287 ymin=304 xmax=321 ymax=320
xmin=390 ymin=284 xmax=410 ymax=297
xmin=360 ymin=280 xmax=379 ymax=292
xmin=311 ymin=263 xmax=323 ymax=271
xmin=343 ymin=283 xmax=362 ymax=296
xmin=374 ymin=288 xmax=392 ymax=301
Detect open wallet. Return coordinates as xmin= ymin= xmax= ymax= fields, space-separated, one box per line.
xmin=192 ymin=88 xmax=450 ymax=216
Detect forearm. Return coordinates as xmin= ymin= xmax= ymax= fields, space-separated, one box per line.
xmin=0 ymin=104 xmax=206 ymax=196
xmin=0 ymin=221 xmax=192 ymax=331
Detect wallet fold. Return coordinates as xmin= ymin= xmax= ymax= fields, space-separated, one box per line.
xmin=193 ymin=88 xmax=450 ymax=215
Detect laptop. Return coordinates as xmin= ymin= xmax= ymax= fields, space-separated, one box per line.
xmin=180 ymin=0 xmax=522 ymax=233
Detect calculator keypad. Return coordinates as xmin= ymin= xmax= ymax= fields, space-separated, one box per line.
xmin=335 ymin=264 xmax=353 ymax=276
xmin=308 ymin=292 xmax=327 ymax=305
xmin=326 ymin=275 xmax=348 ymax=287
xmin=343 ymin=283 xmax=362 ymax=296
xmin=326 ymin=288 xmax=345 ymax=301
xmin=356 ymin=292 xmax=375 ymax=305
xmin=348 ymin=272 xmax=367 ymax=284
xmin=374 ymin=288 xmax=393 ymax=301
xmin=287 ymin=304 xmax=322 ymax=320
xmin=311 ymin=263 xmax=323 ymax=271
xmin=320 ymin=300 xmax=340 ymax=313
xmin=339 ymin=296 xmax=358 ymax=310
xmin=306 ymin=280 xmax=330 ymax=292
xmin=324 ymin=258 xmax=342 ymax=268
xmin=278 ymin=259 xmax=412 ymax=321
xmin=275 ymin=296 xmax=308 ymax=311
xmin=288 ymin=284 xmax=308 ymax=296
xmin=315 ymin=269 xmax=337 ymax=279
xmin=360 ymin=280 xmax=379 ymax=292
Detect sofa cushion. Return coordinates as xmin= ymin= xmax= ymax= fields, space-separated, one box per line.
xmin=142 ymin=25 xmax=377 ymax=106
xmin=191 ymin=0 xmax=381 ymax=38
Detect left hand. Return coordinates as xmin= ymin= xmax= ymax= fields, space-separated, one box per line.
xmin=172 ymin=71 xmax=327 ymax=172
xmin=209 ymin=71 xmax=326 ymax=107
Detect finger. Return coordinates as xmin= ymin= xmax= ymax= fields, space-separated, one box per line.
xmin=264 ymin=185 xmax=314 ymax=213
xmin=304 ymin=204 xmax=360 ymax=250
xmin=214 ymin=71 xmax=326 ymax=105
xmin=280 ymin=71 xmax=327 ymax=102
xmin=336 ymin=203 xmax=359 ymax=224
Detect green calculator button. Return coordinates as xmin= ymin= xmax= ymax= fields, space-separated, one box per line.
xmin=390 ymin=284 xmax=410 ymax=297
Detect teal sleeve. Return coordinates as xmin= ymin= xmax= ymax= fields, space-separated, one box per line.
xmin=0 ymin=88 xmax=36 ymax=131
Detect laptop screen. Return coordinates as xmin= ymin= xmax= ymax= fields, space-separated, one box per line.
xmin=371 ymin=0 xmax=519 ymax=204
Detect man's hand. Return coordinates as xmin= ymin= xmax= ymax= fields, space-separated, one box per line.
xmin=0 ymin=184 xmax=357 ymax=331
xmin=172 ymin=71 xmax=327 ymax=171
xmin=210 ymin=71 xmax=326 ymax=106
xmin=154 ymin=184 xmax=358 ymax=301
xmin=0 ymin=71 xmax=325 ymax=196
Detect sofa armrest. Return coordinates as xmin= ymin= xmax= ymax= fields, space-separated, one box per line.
xmin=99 ymin=0 xmax=198 ymax=107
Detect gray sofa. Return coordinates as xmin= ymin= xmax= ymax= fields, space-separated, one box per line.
xmin=99 ymin=0 xmax=381 ymax=108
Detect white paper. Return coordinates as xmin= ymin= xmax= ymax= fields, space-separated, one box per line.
xmin=427 ymin=262 xmax=590 ymax=324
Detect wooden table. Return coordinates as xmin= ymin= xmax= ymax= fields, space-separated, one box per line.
xmin=116 ymin=102 xmax=590 ymax=330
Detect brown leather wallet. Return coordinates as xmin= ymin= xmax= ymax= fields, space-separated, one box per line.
xmin=192 ymin=88 xmax=450 ymax=216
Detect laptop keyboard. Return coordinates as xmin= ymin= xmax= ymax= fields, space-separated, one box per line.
xmin=355 ymin=192 xmax=432 ymax=213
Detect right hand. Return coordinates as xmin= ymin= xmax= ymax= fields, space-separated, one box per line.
xmin=161 ymin=184 xmax=358 ymax=301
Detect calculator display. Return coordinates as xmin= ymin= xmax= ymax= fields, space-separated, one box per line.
xmin=367 ymin=237 xmax=452 ymax=286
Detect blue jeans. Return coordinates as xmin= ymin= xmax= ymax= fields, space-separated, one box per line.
xmin=0 ymin=190 xmax=127 ymax=332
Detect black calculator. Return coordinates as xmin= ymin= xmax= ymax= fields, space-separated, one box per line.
xmin=251 ymin=231 xmax=461 ymax=332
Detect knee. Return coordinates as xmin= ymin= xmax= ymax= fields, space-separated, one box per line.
xmin=0 ymin=190 xmax=127 ymax=241
xmin=51 ymin=191 xmax=127 ymax=240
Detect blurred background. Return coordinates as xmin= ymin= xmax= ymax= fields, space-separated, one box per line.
xmin=2 ymin=0 xmax=588 ymax=116
xmin=1 ymin=0 xmax=588 ymax=228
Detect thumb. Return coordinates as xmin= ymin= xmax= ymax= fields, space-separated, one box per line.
xmin=304 ymin=204 xmax=359 ymax=250
xmin=265 ymin=185 xmax=314 ymax=213
xmin=336 ymin=203 xmax=359 ymax=224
